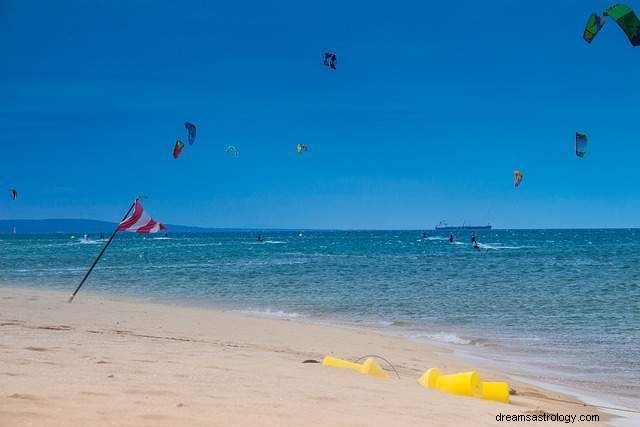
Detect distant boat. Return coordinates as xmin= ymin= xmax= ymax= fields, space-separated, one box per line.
xmin=435 ymin=221 xmax=492 ymax=231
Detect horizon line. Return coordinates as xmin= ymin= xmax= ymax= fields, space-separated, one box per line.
xmin=1 ymin=218 xmax=639 ymax=232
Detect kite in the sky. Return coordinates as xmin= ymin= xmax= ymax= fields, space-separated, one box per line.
xmin=584 ymin=4 xmax=640 ymax=46
xmin=322 ymin=50 xmax=337 ymax=70
xmin=225 ymin=145 xmax=239 ymax=157
xmin=604 ymin=4 xmax=640 ymax=46
xmin=583 ymin=13 xmax=606 ymax=43
xmin=173 ymin=139 xmax=185 ymax=159
xmin=10 ymin=188 xmax=17 ymax=200
xmin=185 ymin=122 xmax=197 ymax=145
xmin=513 ymin=170 xmax=523 ymax=188
xmin=575 ymin=132 xmax=588 ymax=158
xmin=296 ymin=143 xmax=309 ymax=154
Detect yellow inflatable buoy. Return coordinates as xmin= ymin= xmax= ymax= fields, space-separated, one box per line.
xmin=418 ymin=368 xmax=510 ymax=403
xmin=480 ymin=381 xmax=510 ymax=403
xmin=419 ymin=368 xmax=481 ymax=397
xmin=322 ymin=356 xmax=389 ymax=379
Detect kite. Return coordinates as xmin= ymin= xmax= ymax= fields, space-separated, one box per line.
xmin=225 ymin=145 xmax=239 ymax=157
xmin=10 ymin=188 xmax=17 ymax=200
xmin=513 ymin=170 xmax=523 ymax=189
xmin=575 ymin=132 xmax=588 ymax=158
xmin=185 ymin=121 xmax=197 ymax=145
xmin=604 ymin=4 xmax=640 ymax=46
xmin=173 ymin=139 xmax=185 ymax=159
xmin=296 ymin=143 xmax=308 ymax=154
xmin=322 ymin=50 xmax=337 ymax=70
xmin=583 ymin=13 xmax=606 ymax=43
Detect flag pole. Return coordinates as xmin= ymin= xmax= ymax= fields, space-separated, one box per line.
xmin=68 ymin=200 xmax=137 ymax=303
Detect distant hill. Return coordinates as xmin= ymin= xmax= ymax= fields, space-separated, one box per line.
xmin=0 ymin=219 xmax=217 ymax=234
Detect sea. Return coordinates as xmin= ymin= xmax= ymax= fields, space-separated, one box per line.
xmin=1 ymin=229 xmax=638 ymax=411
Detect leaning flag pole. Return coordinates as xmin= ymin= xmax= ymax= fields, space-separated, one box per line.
xmin=67 ymin=199 xmax=137 ymax=303
xmin=68 ymin=196 xmax=165 ymax=303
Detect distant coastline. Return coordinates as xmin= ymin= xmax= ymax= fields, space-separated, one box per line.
xmin=0 ymin=219 xmax=216 ymax=234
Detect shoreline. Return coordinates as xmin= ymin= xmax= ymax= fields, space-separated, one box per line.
xmin=0 ymin=285 xmax=618 ymax=426
xmin=10 ymin=282 xmax=634 ymax=413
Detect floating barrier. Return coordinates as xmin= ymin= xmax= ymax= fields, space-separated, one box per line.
xmin=418 ymin=368 xmax=509 ymax=403
xmin=322 ymin=356 xmax=389 ymax=379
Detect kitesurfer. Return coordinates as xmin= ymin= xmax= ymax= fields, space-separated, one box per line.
xmin=471 ymin=232 xmax=479 ymax=249
xmin=449 ymin=234 xmax=455 ymax=243
xmin=257 ymin=234 xmax=263 ymax=242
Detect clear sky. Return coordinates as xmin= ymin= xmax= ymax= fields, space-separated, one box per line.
xmin=1 ymin=0 xmax=639 ymax=229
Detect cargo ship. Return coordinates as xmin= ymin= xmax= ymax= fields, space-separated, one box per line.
xmin=435 ymin=221 xmax=492 ymax=231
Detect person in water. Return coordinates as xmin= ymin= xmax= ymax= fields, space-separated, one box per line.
xmin=257 ymin=233 xmax=263 ymax=242
xmin=449 ymin=233 xmax=455 ymax=243
xmin=422 ymin=231 xmax=428 ymax=239
xmin=471 ymin=232 xmax=479 ymax=249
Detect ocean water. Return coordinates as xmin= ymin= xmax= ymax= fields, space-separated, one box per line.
xmin=1 ymin=229 xmax=639 ymax=408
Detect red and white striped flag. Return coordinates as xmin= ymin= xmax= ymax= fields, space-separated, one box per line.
xmin=117 ymin=200 xmax=167 ymax=234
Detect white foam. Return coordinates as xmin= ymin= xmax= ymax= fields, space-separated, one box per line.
xmin=420 ymin=332 xmax=472 ymax=345
xmin=242 ymin=240 xmax=287 ymax=245
xmin=477 ymin=243 xmax=535 ymax=250
xmin=77 ymin=239 xmax=100 ymax=245
xmin=237 ymin=308 xmax=302 ymax=319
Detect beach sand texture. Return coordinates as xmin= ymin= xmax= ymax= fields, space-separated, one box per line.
xmin=1 ymin=287 xmax=608 ymax=426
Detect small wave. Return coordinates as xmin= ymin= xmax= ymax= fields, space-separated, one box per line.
xmin=151 ymin=237 xmax=173 ymax=240
xmin=425 ymin=237 xmax=448 ymax=241
xmin=77 ymin=239 xmax=101 ymax=245
xmin=424 ymin=332 xmax=472 ymax=345
xmin=477 ymin=243 xmax=535 ymax=250
xmin=237 ymin=308 xmax=302 ymax=319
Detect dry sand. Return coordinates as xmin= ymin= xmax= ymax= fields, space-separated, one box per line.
xmin=0 ymin=286 xmax=610 ymax=426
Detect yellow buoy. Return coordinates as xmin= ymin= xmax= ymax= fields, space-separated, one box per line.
xmin=418 ymin=367 xmax=442 ymax=389
xmin=480 ymin=381 xmax=510 ymax=403
xmin=322 ymin=356 xmax=389 ymax=379
xmin=419 ymin=368 xmax=510 ymax=403
xmin=418 ymin=368 xmax=482 ymax=397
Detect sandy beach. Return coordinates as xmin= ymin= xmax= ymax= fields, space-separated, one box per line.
xmin=0 ymin=286 xmax=612 ymax=426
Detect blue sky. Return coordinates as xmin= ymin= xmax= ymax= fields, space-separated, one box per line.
xmin=1 ymin=0 xmax=639 ymax=229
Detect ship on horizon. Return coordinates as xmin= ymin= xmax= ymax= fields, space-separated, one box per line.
xmin=435 ymin=221 xmax=492 ymax=231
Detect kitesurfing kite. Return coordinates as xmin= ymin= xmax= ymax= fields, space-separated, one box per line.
xmin=225 ymin=145 xmax=239 ymax=157
xmin=583 ymin=13 xmax=606 ymax=43
xmin=173 ymin=139 xmax=185 ymax=159
xmin=296 ymin=143 xmax=309 ymax=154
xmin=604 ymin=4 xmax=640 ymax=46
xmin=322 ymin=50 xmax=337 ymax=70
xmin=513 ymin=170 xmax=523 ymax=188
xmin=185 ymin=122 xmax=197 ymax=145
xmin=9 ymin=188 xmax=17 ymax=200
xmin=583 ymin=4 xmax=640 ymax=46
xmin=575 ymin=132 xmax=589 ymax=158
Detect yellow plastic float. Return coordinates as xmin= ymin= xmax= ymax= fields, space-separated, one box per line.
xmin=322 ymin=355 xmax=389 ymax=379
xmin=418 ymin=368 xmax=509 ymax=403
xmin=480 ymin=381 xmax=510 ymax=403
xmin=418 ymin=368 xmax=481 ymax=397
